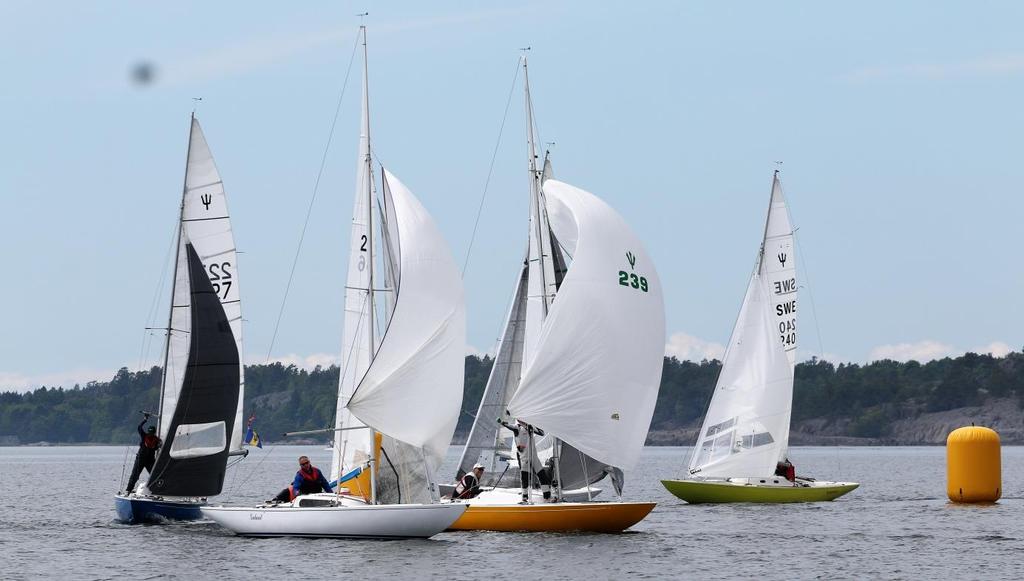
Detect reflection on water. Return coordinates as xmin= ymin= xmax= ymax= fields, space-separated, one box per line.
xmin=1 ymin=446 xmax=1022 ymax=579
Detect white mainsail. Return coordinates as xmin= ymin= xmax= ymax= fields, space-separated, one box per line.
xmin=331 ymin=48 xmax=376 ymax=483
xmin=507 ymin=180 xmax=665 ymax=471
xmin=160 ymin=116 xmax=245 ymax=454
xmin=688 ymin=173 xmax=796 ymax=479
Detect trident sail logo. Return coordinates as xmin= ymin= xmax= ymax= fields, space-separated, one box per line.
xmin=200 ymin=193 xmax=212 ymax=211
xmin=778 ymin=252 xmax=787 ymax=267
xmin=626 ymin=251 xmax=636 ymax=271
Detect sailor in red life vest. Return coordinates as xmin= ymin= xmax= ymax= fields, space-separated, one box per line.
xmin=124 ymin=412 xmax=162 ymax=494
xmin=272 ymin=456 xmax=333 ymax=503
xmin=775 ymin=458 xmax=796 ymax=482
xmin=453 ymin=463 xmax=486 ymax=500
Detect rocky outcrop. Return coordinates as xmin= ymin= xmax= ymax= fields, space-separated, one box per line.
xmin=643 ymin=398 xmax=1024 ymax=446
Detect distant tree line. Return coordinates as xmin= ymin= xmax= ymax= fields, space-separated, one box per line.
xmin=2 ymin=351 xmax=1022 ymax=444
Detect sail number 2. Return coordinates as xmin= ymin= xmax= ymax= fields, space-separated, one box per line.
xmin=208 ymin=262 xmax=233 ymax=300
xmin=618 ymin=271 xmax=649 ymax=292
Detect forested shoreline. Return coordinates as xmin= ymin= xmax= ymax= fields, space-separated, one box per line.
xmin=3 ymin=351 xmax=1024 ymax=446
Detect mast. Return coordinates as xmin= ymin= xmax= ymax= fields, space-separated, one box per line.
xmin=523 ymin=58 xmax=554 ymax=314
xmin=756 ymin=170 xmax=779 ymax=276
xmin=156 ymin=114 xmax=194 ymax=437
xmin=360 ymin=25 xmax=380 ymax=505
xmin=522 ymin=58 xmax=565 ymax=502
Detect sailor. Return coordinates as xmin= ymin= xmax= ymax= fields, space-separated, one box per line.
xmin=124 ymin=412 xmax=162 ymax=493
xmin=775 ymin=458 xmax=796 ymax=482
xmin=453 ymin=463 xmax=486 ymax=500
xmin=499 ymin=416 xmax=552 ymax=503
xmin=272 ymin=456 xmax=333 ymax=502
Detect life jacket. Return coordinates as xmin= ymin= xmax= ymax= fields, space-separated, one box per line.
xmin=142 ymin=434 xmax=160 ymax=449
xmin=296 ymin=467 xmax=325 ymax=495
xmin=454 ymin=472 xmax=479 ymax=498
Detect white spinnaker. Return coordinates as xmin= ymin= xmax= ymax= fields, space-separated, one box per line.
xmin=688 ymin=174 xmax=796 ymax=478
xmin=346 ymin=169 xmax=465 ymax=472
xmin=161 ymin=117 xmax=245 ymax=452
xmin=331 ymin=75 xmax=376 ymax=482
xmin=507 ymin=180 xmax=665 ymax=471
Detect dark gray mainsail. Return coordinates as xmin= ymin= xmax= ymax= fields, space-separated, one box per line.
xmin=147 ymin=244 xmax=241 ymax=497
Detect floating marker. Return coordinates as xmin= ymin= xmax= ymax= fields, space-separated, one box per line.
xmin=946 ymin=425 xmax=1001 ymax=503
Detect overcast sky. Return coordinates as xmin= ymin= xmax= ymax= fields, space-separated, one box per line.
xmin=3 ymin=1 xmax=1023 ymax=391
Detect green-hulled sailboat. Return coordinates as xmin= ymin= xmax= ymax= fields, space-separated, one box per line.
xmin=661 ymin=172 xmax=857 ymax=504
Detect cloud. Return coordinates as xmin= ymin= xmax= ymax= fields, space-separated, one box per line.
xmin=869 ymin=340 xmax=1015 ymax=363
xmin=840 ymin=53 xmax=1024 ymax=83
xmin=254 ymin=352 xmax=340 ymax=369
xmin=0 ymin=367 xmax=118 ymax=393
xmin=154 ymin=8 xmax=529 ymax=89
xmin=665 ymin=332 xmax=725 ymax=362
xmin=869 ymin=340 xmax=956 ymax=362
xmin=971 ymin=341 xmax=1013 ymax=358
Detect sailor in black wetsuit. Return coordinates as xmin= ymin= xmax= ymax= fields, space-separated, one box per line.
xmin=124 ymin=412 xmax=162 ymax=494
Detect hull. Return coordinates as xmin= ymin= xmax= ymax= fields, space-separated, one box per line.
xmin=441 ymin=485 xmax=601 ymax=503
xmin=113 ymin=493 xmax=205 ymax=524
xmin=661 ymin=478 xmax=859 ymax=504
xmin=448 ymin=501 xmax=655 ymax=533
xmin=201 ymin=502 xmax=467 ymax=539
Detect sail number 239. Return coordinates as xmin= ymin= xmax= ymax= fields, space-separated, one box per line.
xmin=618 ymin=271 xmax=649 ymax=292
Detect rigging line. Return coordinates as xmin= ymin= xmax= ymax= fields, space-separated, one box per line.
xmin=793 ymin=229 xmax=825 ymax=360
xmin=137 ymin=216 xmax=180 ymax=373
xmin=230 ymin=442 xmax=280 ymax=498
xmin=461 ymin=56 xmax=523 ymax=276
xmin=264 ymin=30 xmax=362 ymax=363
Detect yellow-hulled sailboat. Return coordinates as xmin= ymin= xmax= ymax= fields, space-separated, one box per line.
xmin=447 ymin=57 xmax=663 ymax=532
xmin=661 ymin=172 xmax=857 ymax=503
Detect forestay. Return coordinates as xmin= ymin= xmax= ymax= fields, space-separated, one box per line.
xmin=688 ymin=174 xmax=796 ymax=479
xmin=507 ymin=180 xmax=665 ymax=471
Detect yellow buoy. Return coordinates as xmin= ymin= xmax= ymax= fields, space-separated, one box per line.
xmin=946 ymin=425 xmax=1001 ymax=503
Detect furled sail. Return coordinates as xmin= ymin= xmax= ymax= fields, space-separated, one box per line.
xmin=346 ymin=169 xmax=465 ymax=485
xmin=688 ymin=173 xmax=796 ymax=479
xmin=147 ymin=243 xmax=241 ymax=496
xmin=147 ymin=117 xmax=244 ymax=495
xmin=507 ymin=180 xmax=665 ymax=471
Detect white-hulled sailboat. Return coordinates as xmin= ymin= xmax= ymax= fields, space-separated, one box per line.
xmin=661 ymin=172 xmax=858 ymax=503
xmin=114 ymin=115 xmax=247 ymax=524
xmin=201 ymin=26 xmax=466 ymax=538
xmin=447 ymin=57 xmax=663 ymax=533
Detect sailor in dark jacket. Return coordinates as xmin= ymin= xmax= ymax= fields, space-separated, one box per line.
xmin=272 ymin=456 xmax=333 ymax=503
xmin=124 ymin=412 xmax=162 ymax=494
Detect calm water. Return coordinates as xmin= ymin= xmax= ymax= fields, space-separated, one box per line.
xmin=2 ymin=445 xmax=1022 ymax=580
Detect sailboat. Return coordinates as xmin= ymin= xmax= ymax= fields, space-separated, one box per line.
xmin=661 ymin=172 xmax=858 ymax=503
xmin=447 ymin=57 xmax=663 ymax=533
xmin=114 ymin=115 xmax=247 ymax=524
xmin=201 ymin=26 xmax=466 ymax=538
